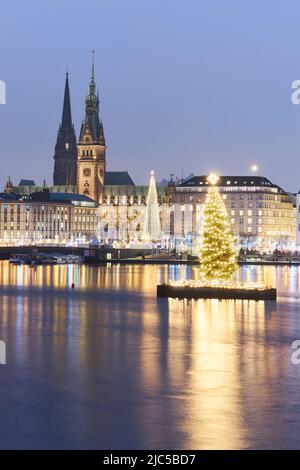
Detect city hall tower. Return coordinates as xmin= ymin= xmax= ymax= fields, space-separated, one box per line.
xmin=77 ymin=53 xmax=106 ymax=203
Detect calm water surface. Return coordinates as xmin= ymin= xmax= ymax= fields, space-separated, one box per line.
xmin=0 ymin=261 xmax=300 ymax=449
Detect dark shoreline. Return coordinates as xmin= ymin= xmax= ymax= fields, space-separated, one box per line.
xmin=1 ymin=246 xmax=300 ymax=266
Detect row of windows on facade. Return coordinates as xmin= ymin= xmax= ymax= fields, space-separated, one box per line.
xmin=178 ymin=225 xmax=291 ymax=236
xmin=177 ymin=204 xmax=293 ymax=216
xmin=2 ymin=217 xmax=95 ymax=226
xmin=176 ymin=202 xmax=291 ymax=211
xmin=82 ymin=150 xmax=94 ymax=157
xmin=102 ymin=195 xmax=147 ymax=205
xmin=2 ymin=204 xmax=71 ymax=212
xmin=100 ymin=195 xmax=171 ymax=205
xmin=228 ymin=203 xmax=290 ymax=209
xmin=1 ymin=215 xmax=73 ymax=224
xmin=2 ymin=225 xmax=68 ymax=232
xmin=229 ymin=218 xmax=292 ymax=226
xmin=178 ymin=185 xmax=279 ymax=192
xmin=1 ymin=206 xmax=95 ymax=218
xmin=2 ymin=232 xmax=69 ymax=239
xmin=230 ymin=209 xmax=293 ymax=217
xmin=179 ymin=193 xmax=285 ymax=202
xmin=74 ymin=216 xmax=96 ymax=223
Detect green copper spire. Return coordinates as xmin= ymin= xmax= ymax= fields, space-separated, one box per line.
xmin=92 ymin=49 xmax=95 ymax=79
xmin=80 ymin=51 xmax=105 ymax=145
xmin=89 ymin=49 xmax=96 ymax=96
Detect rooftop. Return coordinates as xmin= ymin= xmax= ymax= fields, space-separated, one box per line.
xmin=18 ymin=179 xmax=36 ymax=186
xmin=49 ymin=192 xmax=97 ymax=207
xmin=105 ymin=171 xmax=134 ymax=186
xmin=178 ymin=175 xmax=286 ymax=193
xmin=0 ymin=192 xmax=21 ymax=201
xmin=30 ymin=190 xmax=97 ymax=207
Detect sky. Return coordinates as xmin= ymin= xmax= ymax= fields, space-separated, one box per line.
xmin=1 ymin=0 xmax=300 ymax=190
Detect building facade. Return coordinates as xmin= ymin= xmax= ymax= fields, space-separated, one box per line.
xmin=173 ymin=175 xmax=296 ymax=252
xmin=295 ymin=192 xmax=300 ymax=248
xmin=0 ymin=190 xmax=98 ymax=243
xmin=8 ymin=172 xmax=295 ymax=252
xmin=97 ymin=174 xmax=173 ymax=245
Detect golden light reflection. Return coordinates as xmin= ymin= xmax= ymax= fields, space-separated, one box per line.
xmin=0 ymin=261 xmax=161 ymax=293
xmin=0 ymin=261 xmax=296 ymax=449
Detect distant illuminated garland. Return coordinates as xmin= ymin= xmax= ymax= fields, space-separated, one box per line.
xmin=169 ymin=279 xmax=267 ymax=290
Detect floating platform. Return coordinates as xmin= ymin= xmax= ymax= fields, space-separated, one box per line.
xmin=157 ymin=284 xmax=276 ymax=300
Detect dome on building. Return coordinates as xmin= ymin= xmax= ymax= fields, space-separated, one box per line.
xmin=4 ymin=177 xmax=13 ymax=194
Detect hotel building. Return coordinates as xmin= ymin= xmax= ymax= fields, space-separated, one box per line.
xmin=174 ymin=175 xmax=296 ymax=252
xmin=0 ymin=188 xmax=97 ymax=243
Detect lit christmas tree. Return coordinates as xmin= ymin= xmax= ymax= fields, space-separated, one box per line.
xmin=199 ymin=173 xmax=238 ymax=282
xmin=143 ymin=170 xmax=161 ymax=242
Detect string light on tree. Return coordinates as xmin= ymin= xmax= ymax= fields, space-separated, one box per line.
xmin=207 ymin=172 xmax=219 ymax=185
xmin=199 ymin=173 xmax=238 ymax=282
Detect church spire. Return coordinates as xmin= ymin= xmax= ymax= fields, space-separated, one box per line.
xmin=61 ymin=71 xmax=73 ymax=129
xmin=53 ymin=71 xmax=77 ymax=186
xmin=89 ymin=50 xmax=96 ymax=98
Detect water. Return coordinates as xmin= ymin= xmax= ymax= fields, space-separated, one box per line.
xmin=0 ymin=261 xmax=300 ymax=450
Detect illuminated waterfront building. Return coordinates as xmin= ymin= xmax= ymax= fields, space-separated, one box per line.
xmin=0 ymin=188 xmax=97 ymax=243
xmin=7 ymin=173 xmax=295 ymax=251
xmin=1 ymin=59 xmax=297 ymax=251
xmin=295 ymin=192 xmax=300 ymax=248
xmin=97 ymin=172 xmax=173 ymax=244
xmin=174 ymin=175 xmax=296 ymax=251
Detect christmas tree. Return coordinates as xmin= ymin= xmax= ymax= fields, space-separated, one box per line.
xmin=199 ymin=174 xmax=238 ymax=282
xmin=143 ymin=170 xmax=161 ymax=242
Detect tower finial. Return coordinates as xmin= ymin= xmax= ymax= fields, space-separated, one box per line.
xmin=61 ymin=71 xmax=72 ymax=128
xmin=92 ymin=49 xmax=95 ymax=79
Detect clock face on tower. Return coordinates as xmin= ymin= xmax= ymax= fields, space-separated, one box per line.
xmin=83 ymin=168 xmax=91 ymax=177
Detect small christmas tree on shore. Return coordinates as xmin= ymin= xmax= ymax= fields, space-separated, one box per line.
xmin=199 ymin=173 xmax=238 ymax=282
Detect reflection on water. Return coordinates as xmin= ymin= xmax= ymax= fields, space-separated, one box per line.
xmin=0 ymin=261 xmax=300 ymax=449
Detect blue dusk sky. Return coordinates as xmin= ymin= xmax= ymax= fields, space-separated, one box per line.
xmin=1 ymin=0 xmax=300 ymax=191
